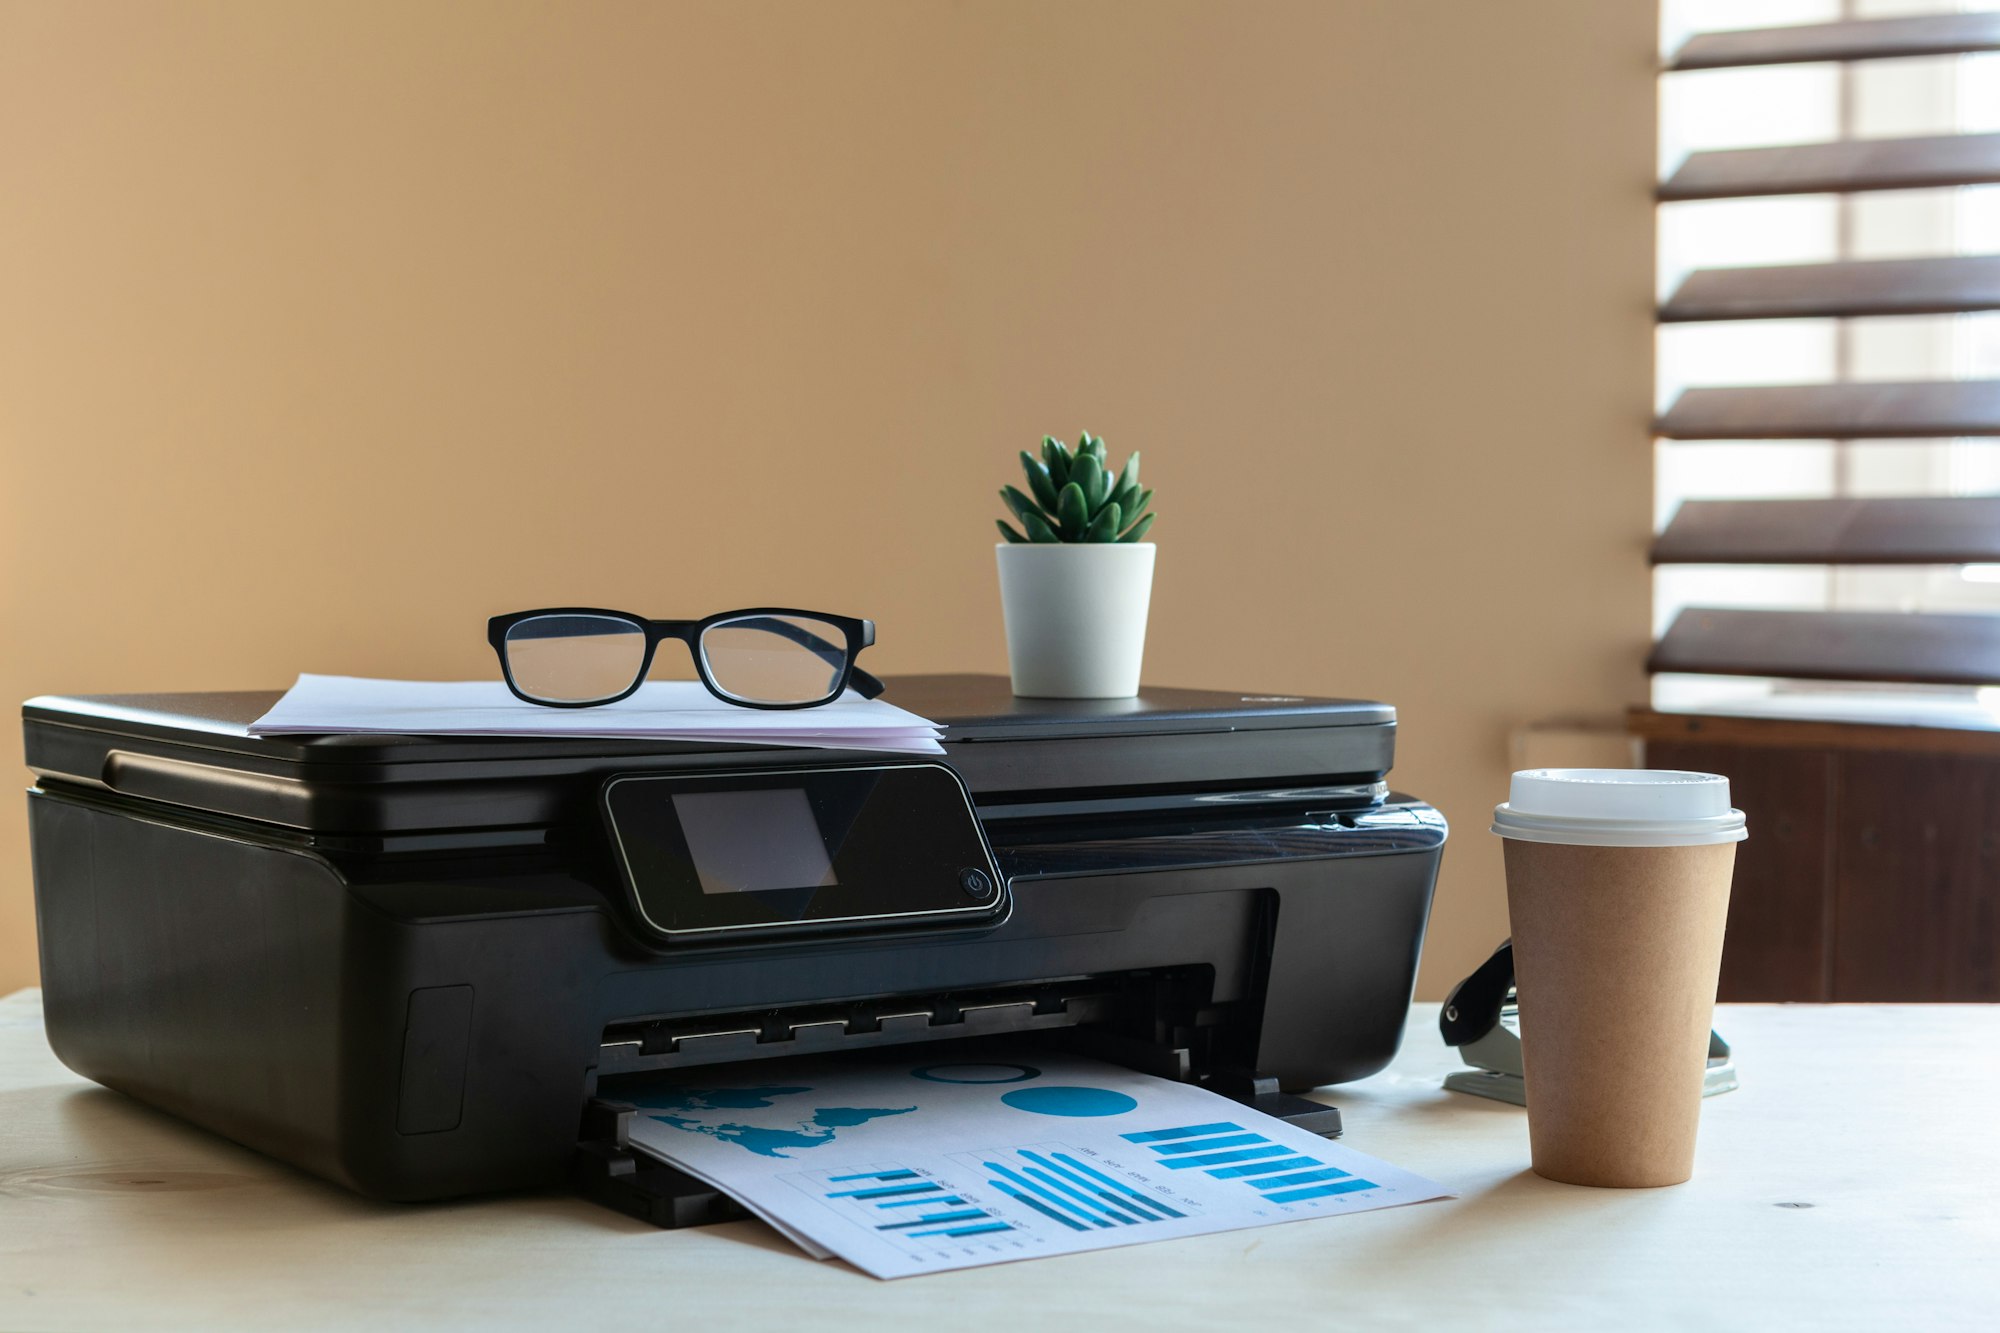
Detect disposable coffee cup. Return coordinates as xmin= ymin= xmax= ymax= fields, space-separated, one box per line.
xmin=1491 ymin=769 xmax=1746 ymax=1188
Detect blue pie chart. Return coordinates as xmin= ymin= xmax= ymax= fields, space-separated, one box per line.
xmin=1000 ymin=1086 xmax=1139 ymax=1117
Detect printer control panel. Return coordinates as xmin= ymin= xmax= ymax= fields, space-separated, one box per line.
xmin=599 ymin=761 xmax=1008 ymax=943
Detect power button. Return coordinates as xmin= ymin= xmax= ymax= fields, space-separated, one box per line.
xmin=958 ymin=867 xmax=995 ymax=900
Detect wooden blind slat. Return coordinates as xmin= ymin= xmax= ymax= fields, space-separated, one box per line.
xmin=1668 ymin=14 xmax=2000 ymax=71
xmin=1657 ymin=380 xmax=2000 ymax=439
xmin=1659 ymin=254 xmax=2000 ymax=322
xmin=1651 ymin=496 xmax=2000 ymax=565
xmin=1649 ymin=607 xmax=2000 ymax=685
xmin=1659 ymin=131 xmax=2000 ymax=201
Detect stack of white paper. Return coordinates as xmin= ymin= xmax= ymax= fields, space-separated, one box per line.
xmin=247 ymin=675 xmax=945 ymax=754
xmin=619 ymin=1050 xmax=1451 ymax=1279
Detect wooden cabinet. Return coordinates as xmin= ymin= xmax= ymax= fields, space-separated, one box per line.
xmin=1636 ymin=711 xmax=2000 ymax=1001
xmin=1831 ymin=752 xmax=2000 ymax=999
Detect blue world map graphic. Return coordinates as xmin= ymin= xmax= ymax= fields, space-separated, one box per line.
xmin=639 ymin=1084 xmax=916 ymax=1158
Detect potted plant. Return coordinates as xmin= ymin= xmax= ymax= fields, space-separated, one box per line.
xmin=995 ymin=432 xmax=1157 ymax=698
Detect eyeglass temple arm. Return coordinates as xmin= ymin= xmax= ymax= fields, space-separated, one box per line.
xmin=730 ymin=616 xmax=886 ymax=699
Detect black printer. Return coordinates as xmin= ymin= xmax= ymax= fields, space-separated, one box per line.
xmin=24 ymin=674 xmax=1446 ymax=1222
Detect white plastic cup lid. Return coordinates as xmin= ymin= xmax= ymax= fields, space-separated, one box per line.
xmin=1491 ymin=768 xmax=1747 ymax=848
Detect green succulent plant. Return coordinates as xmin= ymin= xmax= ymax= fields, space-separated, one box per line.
xmin=997 ymin=432 xmax=1156 ymax=545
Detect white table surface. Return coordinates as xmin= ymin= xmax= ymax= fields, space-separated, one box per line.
xmin=1 ymin=990 xmax=1994 ymax=1331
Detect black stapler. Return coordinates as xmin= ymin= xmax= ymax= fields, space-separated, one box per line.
xmin=1438 ymin=940 xmax=1739 ymax=1105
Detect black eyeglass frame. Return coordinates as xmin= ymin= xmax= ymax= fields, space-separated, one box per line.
xmin=487 ymin=606 xmax=884 ymax=710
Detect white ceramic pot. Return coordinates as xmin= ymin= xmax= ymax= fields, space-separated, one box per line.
xmin=994 ymin=542 xmax=1156 ymax=698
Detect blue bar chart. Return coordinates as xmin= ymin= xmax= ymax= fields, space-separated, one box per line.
xmin=949 ymin=1144 xmax=1196 ymax=1232
xmin=1119 ymin=1121 xmax=1378 ymax=1205
xmin=793 ymin=1165 xmax=1021 ymax=1255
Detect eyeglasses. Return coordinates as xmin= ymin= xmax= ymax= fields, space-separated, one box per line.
xmin=488 ymin=607 xmax=883 ymax=710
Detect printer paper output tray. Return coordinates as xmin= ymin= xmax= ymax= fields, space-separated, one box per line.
xmin=23 ymin=675 xmax=1446 ymax=1209
xmin=572 ymin=971 xmax=1348 ymax=1229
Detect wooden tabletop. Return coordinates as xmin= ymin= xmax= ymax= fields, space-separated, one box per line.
xmin=1 ymin=990 xmax=1994 ymax=1330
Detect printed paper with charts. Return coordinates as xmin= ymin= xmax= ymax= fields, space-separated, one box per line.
xmin=620 ymin=1050 xmax=1452 ymax=1279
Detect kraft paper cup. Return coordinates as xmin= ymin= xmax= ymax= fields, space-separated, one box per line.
xmin=1492 ymin=769 xmax=1746 ymax=1188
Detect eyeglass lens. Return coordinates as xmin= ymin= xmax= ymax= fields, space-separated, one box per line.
xmin=503 ymin=614 xmax=647 ymax=704
xmin=699 ymin=614 xmax=850 ymax=705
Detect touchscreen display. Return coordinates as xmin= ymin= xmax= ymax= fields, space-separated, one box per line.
xmin=602 ymin=762 xmax=1004 ymax=940
xmin=670 ymin=787 xmax=839 ymax=895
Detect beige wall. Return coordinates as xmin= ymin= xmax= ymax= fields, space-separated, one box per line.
xmin=0 ymin=1 xmax=1657 ymax=998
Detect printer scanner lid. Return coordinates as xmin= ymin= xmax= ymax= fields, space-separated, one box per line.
xmin=22 ymin=674 xmax=1395 ymax=834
